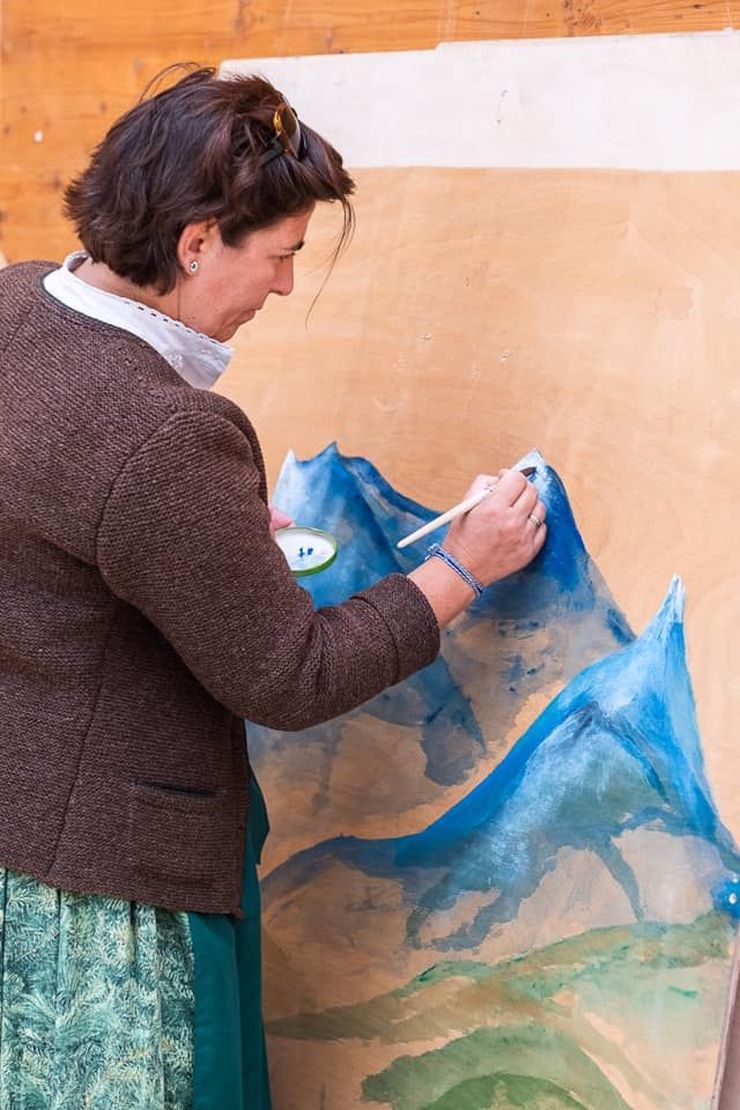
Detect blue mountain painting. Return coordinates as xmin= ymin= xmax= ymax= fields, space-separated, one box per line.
xmin=251 ymin=447 xmax=738 ymax=1110
xmin=249 ymin=446 xmax=633 ymax=860
xmin=265 ymin=578 xmax=740 ymax=941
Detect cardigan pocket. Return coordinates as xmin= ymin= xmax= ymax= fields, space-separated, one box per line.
xmin=136 ymin=781 xmax=218 ymax=798
xmin=127 ymin=781 xmax=226 ymax=884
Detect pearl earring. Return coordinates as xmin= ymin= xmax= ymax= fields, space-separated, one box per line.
xmin=188 ymin=260 xmax=199 ymax=274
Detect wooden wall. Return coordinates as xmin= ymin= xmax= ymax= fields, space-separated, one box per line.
xmin=2 ymin=1 xmax=740 ymax=264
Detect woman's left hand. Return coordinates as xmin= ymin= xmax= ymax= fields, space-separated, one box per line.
xmin=269 ymin=506 xmax=293 ymax=533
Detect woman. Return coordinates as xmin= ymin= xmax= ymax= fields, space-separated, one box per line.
xmin=0 ymin=66 xmax=546 ymax=1108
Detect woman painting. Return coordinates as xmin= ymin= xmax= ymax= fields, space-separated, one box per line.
xmin=0 ymin=66 xmax=546 ymax=1108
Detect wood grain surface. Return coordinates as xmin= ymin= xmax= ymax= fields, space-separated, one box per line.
xmin=3 ymin=0 xmax=740 ymax=261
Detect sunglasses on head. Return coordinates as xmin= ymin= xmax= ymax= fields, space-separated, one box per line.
xmin=258 ymin=103 xmax=303 ymax=166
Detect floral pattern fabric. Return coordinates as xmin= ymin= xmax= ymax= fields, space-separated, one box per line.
xmin=0 ymin=868 xmax=194 ymax=1109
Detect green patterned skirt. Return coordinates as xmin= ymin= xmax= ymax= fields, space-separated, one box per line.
xmin=0 ymin=779 xmax=271 ymax=1109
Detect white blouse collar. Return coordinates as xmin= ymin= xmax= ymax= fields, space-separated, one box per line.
xmin=43 ymin=252 xmax=233 ymax=390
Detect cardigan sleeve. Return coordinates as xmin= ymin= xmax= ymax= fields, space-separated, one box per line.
xmin=96 ymin=410 xmax=440 ymax=730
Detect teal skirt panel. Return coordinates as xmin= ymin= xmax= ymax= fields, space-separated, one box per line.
xmin=0 ymin=776 xmax=271 ymax=1110
xmin=189 ymin=773 xmax=271 ymax=1110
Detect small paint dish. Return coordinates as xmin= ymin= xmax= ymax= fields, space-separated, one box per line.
xmin=274 ymin=525 xmax=338 ymax=577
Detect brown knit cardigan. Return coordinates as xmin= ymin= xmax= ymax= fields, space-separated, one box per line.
xmin=0 ymin=262 xmax=440 ymax=914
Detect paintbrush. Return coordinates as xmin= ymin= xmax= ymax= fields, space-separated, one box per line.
xmin=396 ymin=465 xmax=537 ymax=550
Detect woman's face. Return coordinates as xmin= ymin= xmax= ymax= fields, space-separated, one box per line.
xmin=181 ymin=208 xmax=314 ymax=343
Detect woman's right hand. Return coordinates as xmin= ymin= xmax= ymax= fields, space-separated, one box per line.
xmin=444 ymin=469 xmax=547 ymax=588
xmin=407 ymin=469 xmax=546 ymax=627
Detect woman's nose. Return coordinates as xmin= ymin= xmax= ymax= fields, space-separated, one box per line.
xmin=273 ymin=257 xmax=294 ymax=296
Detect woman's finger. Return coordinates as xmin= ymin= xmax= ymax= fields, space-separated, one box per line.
xmin=486 ymin=468 xmax=529 ymax=507
xmin=269 ymin=506 xmax=294 ymax=532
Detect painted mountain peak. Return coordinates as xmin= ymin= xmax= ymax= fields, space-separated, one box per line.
xmin=264 ymin=576 xmax=739 ymax=947
xmin=273 ymin=443 xmax=630 ymax=628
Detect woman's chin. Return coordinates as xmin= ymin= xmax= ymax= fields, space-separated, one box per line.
xmin=211 ymin=310 xmax=257 ymax=343
xmin=214 ymin=323 xmax=240 ymax=342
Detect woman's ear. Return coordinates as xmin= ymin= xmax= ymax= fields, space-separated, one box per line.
xmin=176 ymin=220 xmax=219 ymax=274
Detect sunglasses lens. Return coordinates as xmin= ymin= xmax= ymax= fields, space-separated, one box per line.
xmin=277 ymin=105 xmax=301 ymax=157
xmin=259 ymin=104 xmax=302 ymax=165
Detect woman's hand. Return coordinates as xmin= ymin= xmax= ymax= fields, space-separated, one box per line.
xmin=444 ymin=469 xmax=546 ymax=587
xmin=408 ymin=469 xmax=546 ymax=627
xmin=269 ymin=507 xmax=293 ymax=533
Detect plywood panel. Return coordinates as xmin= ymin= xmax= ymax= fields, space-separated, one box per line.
xmin=3 ymin=1 xmax=740 ymax=261
xmin=216 ymin=166 xmax=740 ymax=843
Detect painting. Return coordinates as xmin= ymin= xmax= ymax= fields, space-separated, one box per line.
xmin=248 ymin=445 xmax=739 ymax=1109
xmin=221 ymin=30 xmax=740 ymax=1106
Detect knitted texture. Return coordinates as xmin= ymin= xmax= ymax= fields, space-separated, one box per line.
xmin=0 ymin=262 xmax=440 ymax=913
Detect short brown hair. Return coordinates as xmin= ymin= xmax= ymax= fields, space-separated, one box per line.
xmin=64 ymin=65 xmax=355 ymax=293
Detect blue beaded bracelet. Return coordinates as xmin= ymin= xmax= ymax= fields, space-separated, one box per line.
xmin=426 ymin=543 xmax=484 ymax=598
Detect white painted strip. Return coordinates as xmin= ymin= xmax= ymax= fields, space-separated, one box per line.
xmin=222 ymin=31 xmax=740 ymax=171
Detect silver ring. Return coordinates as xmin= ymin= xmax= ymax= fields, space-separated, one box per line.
xmin=528 ymin=513 xmax=542 ymax=529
